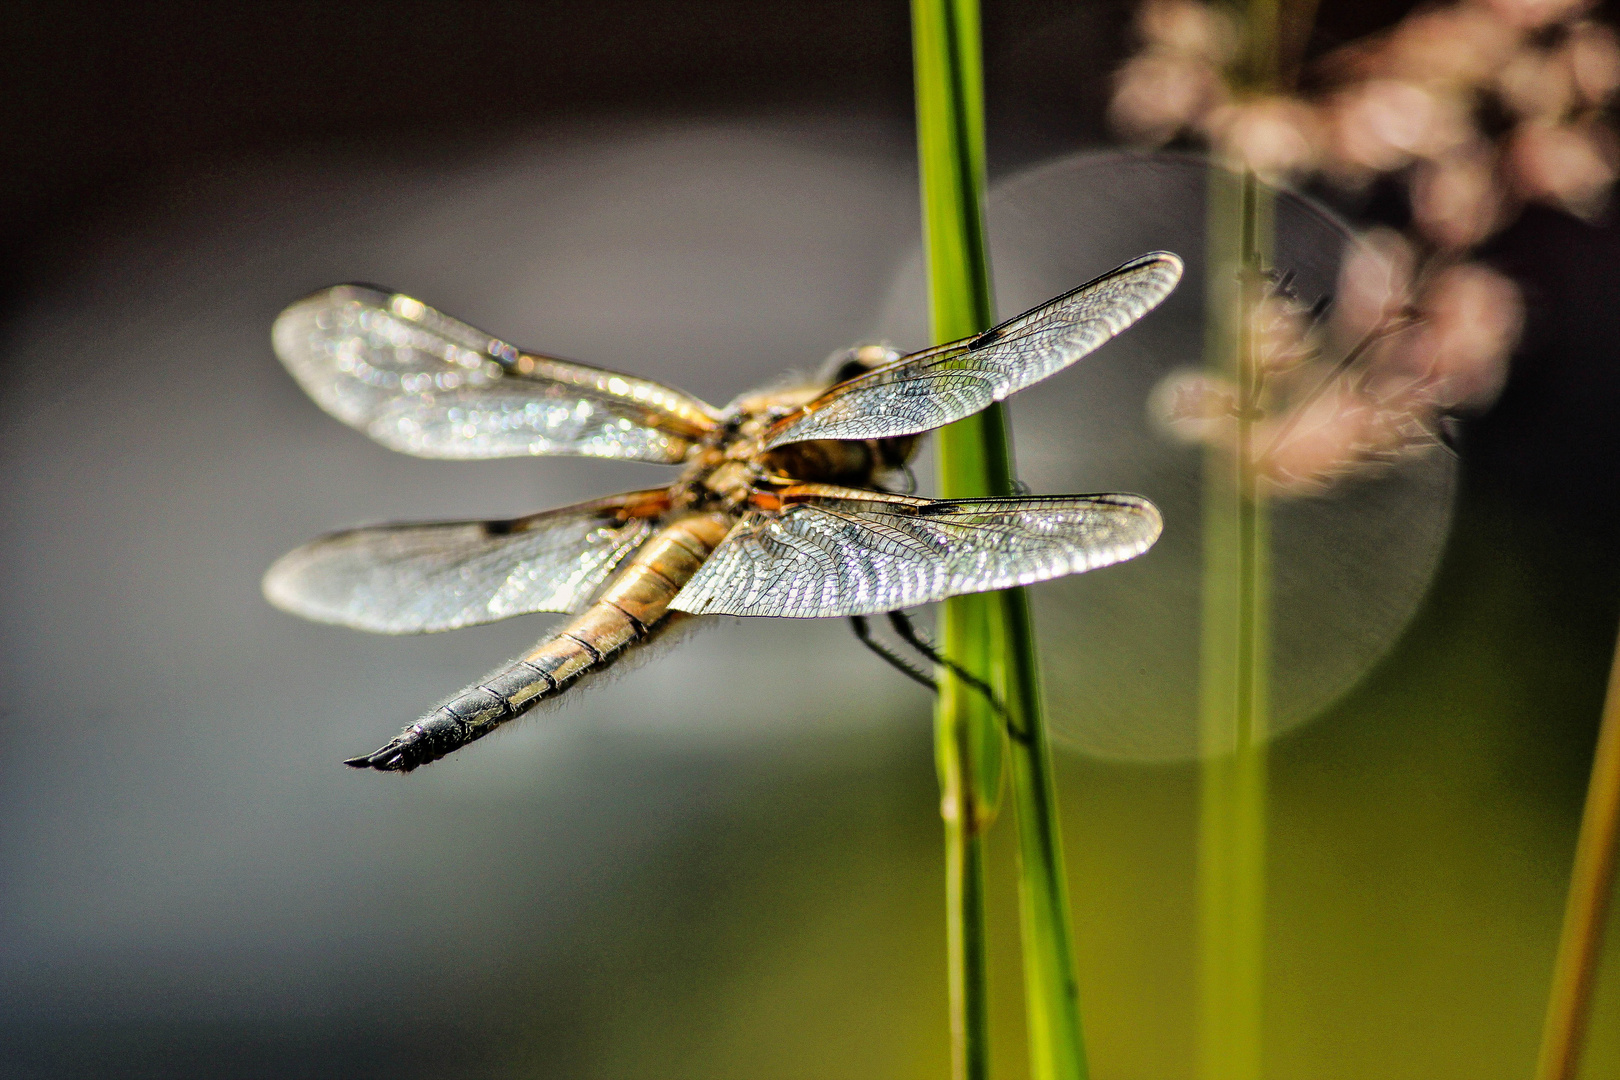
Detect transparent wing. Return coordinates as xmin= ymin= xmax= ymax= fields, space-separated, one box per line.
xmin=763 ymin=252 xmax=1183 ymax=450
xmin=263 ymin=490 xmax=668 ymax=633
xmin=671 ymin=486 xmax=1162 ymax=618
xmin=273 ymin=285 xmax=720 ymax=463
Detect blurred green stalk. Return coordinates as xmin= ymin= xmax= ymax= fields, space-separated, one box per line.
xmin=1197 ymin=6 xmax=1280 ymax=1078
xmin=911 ymin=2 xmax=1089 ymax=1079
xmin=1196 ymin=165 xmax=1272 ymax=1080
xmin=1533 ymin=628 xmax=1620 ymax=1080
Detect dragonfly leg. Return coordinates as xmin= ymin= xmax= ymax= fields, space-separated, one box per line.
xmin=849 ymin=615 xmax=937 ymax=692
xmin=885 ymin=611 xmax=1021 ymax=739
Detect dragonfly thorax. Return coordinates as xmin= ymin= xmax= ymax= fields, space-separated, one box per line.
xmin=689 ymin=377 xmax=917 ymax=502
xmin=760 ymin=437 xmax=910 ymax=487
xmin=696 ymin=458 xmax=759 ymax=504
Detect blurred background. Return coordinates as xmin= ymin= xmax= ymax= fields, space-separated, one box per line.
xmin=2 ymin=2 xmax=1619 ymax=1077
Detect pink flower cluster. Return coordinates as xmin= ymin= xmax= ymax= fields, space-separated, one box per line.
xmin=1117 ymin=0 xmax=1603 ymax=492
xmin=1113 ymin=0 xmax=1617 ymax=227
xmin=1153 ymin=230 xmax=1522 ymax=493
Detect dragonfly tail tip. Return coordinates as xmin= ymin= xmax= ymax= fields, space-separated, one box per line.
xmin=342 ymin=745 xmax=415 ymax=772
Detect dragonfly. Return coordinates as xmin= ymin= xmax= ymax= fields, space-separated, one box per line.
xmin=263 ymin=251 xmax=1183 ymax=771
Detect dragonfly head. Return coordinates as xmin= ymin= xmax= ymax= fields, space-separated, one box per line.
xmin=818 ymin=343 xmax=901 ymax=389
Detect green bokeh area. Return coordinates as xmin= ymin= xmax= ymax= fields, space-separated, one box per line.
xmin=419 ymin=483 xmax=1615 ymax=1078
xmin=493 ymin=484 xmax=1620 ymax=1080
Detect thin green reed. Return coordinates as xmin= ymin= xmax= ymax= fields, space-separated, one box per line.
xmin=1197 ymin=167 xmax=1272 ymax=1080
xmin=1198 ymin=4 xmax=1278 ymax=1075
xmin=1534 ymin=629 xmax=1620 ymax=1080
xmin=911 ymin=2 xmax=1090 ymax=1079
xmin=912 ymin=4 xmax=1001 ymax=1074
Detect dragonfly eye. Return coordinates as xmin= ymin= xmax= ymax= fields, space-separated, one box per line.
xmin=819 ymin=343 xmax=901 ymax=387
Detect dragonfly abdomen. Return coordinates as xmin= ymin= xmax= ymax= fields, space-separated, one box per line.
xmin=344 ymin=513 xmax=733 ymax=771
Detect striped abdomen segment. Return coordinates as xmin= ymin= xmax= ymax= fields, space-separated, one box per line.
xmin=345 ymin=512 xmax=733 ymax=772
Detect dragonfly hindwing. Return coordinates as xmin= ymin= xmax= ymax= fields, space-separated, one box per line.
xmin=263 ymin=491 xmax=667 ymax=633
xmin=670 ymin=487 xmax=1163 ymax=618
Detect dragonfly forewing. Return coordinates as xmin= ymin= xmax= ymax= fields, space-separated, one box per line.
xmin=762 ymin=251 xmax=1183 ymax=449
xmin=273 ymin=285 xmax=720 ymax=463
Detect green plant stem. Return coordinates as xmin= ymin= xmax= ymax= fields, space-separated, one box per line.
xmin=1197 ymin=166 xmax=1272 ymax=1080
xmin=913 ymin=6 xmax=1000 ymax=1077
xmin=1198 ymin=3 xmax=1283 ymax=1074
xmin=1534 ymin=626 xmax=1620 ymax=1080
xmin=1001 ymin=587 xmax=1088 ymax=1080
xmin=912 ymin=2 xmax=1088 ymax=1078
xmin=937 ymin=694 xmax=994 ymax=1080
